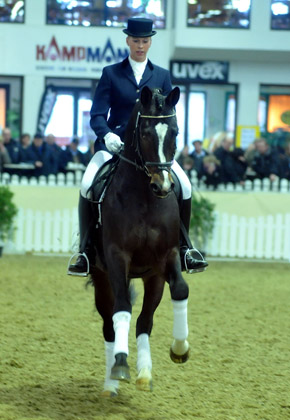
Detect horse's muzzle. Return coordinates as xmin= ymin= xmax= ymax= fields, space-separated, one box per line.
xmin=150 ymin=173 xmax=174 ymax=198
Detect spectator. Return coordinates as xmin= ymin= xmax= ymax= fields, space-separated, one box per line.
xmin=214 ymin=137 xmax=242 ymax=183
xmin=83 ymin=140 xmax=95 ymax=166
xmin=0 ymin=135 xmax=11 ymax=172
xmin=18 ymin=133 xmax=31 ymax=162
xmin=201 ymin=155 xmax=223 ymax=189
xmin=182 ymin=155 xmax=195 ymax=178
xmin=279 ymin=142 xmax=290 ymax=180
xmin=59 ymin=137 xmax=86 ymax=172
xmin=190 ymin=139 xmax=208 ymax=178
xmin=251 ymin=138 xmax=280 ymax=181
xmin=176 ymin=145 xmax=189 ymax=168
xmin=2 ymin=127 xmax=20 ymax=163
xmin=26 ymin=133 xmax=56 ymax=177
xmin=230 ymin=147 xmax=248 ymax=183
xmin=45 ymin=133 xmax=63 ymax=173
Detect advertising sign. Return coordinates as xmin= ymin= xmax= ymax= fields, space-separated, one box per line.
xmin=170 ymin=60 xmax=229 ymax=84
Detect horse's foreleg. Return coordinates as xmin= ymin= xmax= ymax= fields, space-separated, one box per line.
xmin=167 ymin=251 xmax=190 ymax=363
xmin=170 ymin=298 xmax=190 ymax=363
xmin=110 ymin=311 xmax=131 ymax=381
xmin=91 ymin=269 xmax=119 ymax=396
xmin=135 ymin=275 xmax=165 ymax=391
xmin=103 ymin=246 xmax=132 ymax=382
xmin=136 ymin=333 xmax=152 ymax=391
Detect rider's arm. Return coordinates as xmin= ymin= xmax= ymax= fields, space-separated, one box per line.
xmin=90 ymin=67 xmax=112 ymax=140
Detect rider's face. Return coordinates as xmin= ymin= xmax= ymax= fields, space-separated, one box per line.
xmin=126 ymin=36 xmax=152 ymax=62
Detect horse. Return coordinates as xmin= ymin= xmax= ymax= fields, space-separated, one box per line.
xmin=90 ymin=86 xmax=190 ymax=396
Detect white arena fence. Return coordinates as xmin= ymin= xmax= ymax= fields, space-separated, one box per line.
xmin=1 ymin=171 xmax=290 ymax=260
xmin=0 ymin=171 xmax=290 ymax=193
xmin=4 ymin=208 xmax=290 ymax=261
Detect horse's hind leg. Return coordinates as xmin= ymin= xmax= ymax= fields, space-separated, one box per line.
xmin=166 ymin=252 xmax=190 ymax=364
xmin=91 ymin=269 xmax=119 ymax=397
xmin=135 ymin=274 xmax=165 ymax=391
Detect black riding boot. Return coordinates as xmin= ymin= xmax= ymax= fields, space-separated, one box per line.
xmin=67 ymin=194 xmax=95 ymax=277
xmin=180 ymin=198 xmax=208 ymax=273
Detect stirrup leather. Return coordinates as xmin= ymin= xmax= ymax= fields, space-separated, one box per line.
xmin=183 ymin=247 xmax=207 ymax=274
xmin=67 ymin=252 xmax=90 ymax=277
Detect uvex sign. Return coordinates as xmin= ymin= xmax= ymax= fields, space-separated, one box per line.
xmin=170 ymin=61 xmax=229 ymax=84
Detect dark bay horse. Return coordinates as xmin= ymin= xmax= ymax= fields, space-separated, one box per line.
xmin=90 ymin=86 xmax=190 ymax=396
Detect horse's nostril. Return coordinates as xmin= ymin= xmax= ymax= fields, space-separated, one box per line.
xmin=151 ymin=183 xmax=159 ymax=193
xmin=171 ymin=182 xmax=175 ymax=190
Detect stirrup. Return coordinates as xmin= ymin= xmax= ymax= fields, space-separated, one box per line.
xmin=183 ymin=247 xmax=207 ymax=274
xmin=67 ymin=252 xmax=90 ymax=277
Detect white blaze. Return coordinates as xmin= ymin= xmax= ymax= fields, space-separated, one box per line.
xmin=155 ymin=122 xmax=171 ymax=190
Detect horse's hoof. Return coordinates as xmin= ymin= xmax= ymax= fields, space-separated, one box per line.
xmin=170 ymin=339 xmax=190 ymax=364
xmin=110 ymin=365 xmax=131 ymax=382
xmin=170 ymin=347 xmax=190 ymax=363
xmin=101 ymin=389 xmax=118 ymax=398
xmin=136 ymin=377 xmax=153 ymax=392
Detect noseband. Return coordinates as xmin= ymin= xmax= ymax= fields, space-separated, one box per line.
xmin=118 ymin=111 xmax=176 ymax=176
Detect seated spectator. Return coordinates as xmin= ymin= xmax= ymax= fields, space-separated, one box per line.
xmin=201 ymin=155 xmax=223 ymax=189
xmin=176 ymin=145 xmax=189 ymax=168
xmin=45 ymin=133 xmax=63 ymax=173
xmin=18 ymin=133 xmax=31 ymax=162
xmin=182 ymin=156 xmax=195 ymax=178
xmin=214 ymin=137 xmax=242 ymax=184
xmin=59 ymin=136 xmax=86 ymax=172
xmin=278 ymin=142 xmax=290 ymax=180
xmin=0 ymin=135 xmax=11 ymax=172
xmin=250 ymin=138 xmax=279 ymax=181
xmin=190 ymin=139 xmax=208 ymax=178
xmin=2 ymin=127 xmax=20 ymax=163
xmin=26 ymin=133 xmax=56 ymax=177
xmin=83 ymin=140 xmax=95 ymax=166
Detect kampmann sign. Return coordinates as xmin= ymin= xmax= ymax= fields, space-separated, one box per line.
xmin=170 ymin=60 xmax=229 ymax=84
xmin=36 ymin=36 xmax=128 ymax=64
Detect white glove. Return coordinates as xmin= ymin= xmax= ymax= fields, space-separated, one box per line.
xmin=104 ymin=132 xmax=123 ymax=153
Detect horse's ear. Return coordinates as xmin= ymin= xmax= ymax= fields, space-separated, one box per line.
xmin=166 ymin=87 xmax=180 ymax=107
xmin=140 ymin=86 xmax=153 ymax=106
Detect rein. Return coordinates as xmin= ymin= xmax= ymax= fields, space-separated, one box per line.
xmin=118 ymin=111 xmax=176 ymax=176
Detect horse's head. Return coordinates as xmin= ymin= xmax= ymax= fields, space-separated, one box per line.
xmin=135 ymin=86 xmax=180 ymax=198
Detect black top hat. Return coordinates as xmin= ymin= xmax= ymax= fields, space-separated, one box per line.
xmin=123 ymin=18 xmax=157 ymax=37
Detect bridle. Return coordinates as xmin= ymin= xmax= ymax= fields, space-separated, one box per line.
xmin=117 ymin=111 xmax=177 ymax=177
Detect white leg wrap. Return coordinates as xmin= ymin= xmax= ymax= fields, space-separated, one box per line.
xmin=136 ymin=333 xmax=152 ymax=372
xmin=172 ymin=160 xmax=192 ymax=200
xmin=104 ymin=341 xmax=119 ymax=391
xmin=112 ymin=311 xmax=131 ymax=356
xmin=172 ymin=299 xmax=189 ymax=341
xmin=80 ymin=150 xmax=112 ymax=198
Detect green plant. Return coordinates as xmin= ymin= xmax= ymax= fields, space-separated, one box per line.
xmin=190 ymin=193 xmax=216 ymax=252
xmin=0 ymin=185 xmax=18 ymax=242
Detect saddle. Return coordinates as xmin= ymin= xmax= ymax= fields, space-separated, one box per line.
xmin=86 ymin=154 xmax=120 ymax=227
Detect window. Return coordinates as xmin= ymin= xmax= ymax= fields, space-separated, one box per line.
xmin=188 ymin=91 xmax=206 ymax=146
xmin=47 ymin=0 xmax=166 ymax=28
xmin=271 ymin=0 xmax=290 ymax=30
xmin=187 ymin=0 xmax=251 ymax=29
xmin=42 ymin=79 xmax=96 ymax=148
xmin=0 ymin=77 xmax=22 ymax=140
xmin=0 ymin=87 xmax=7 ymax=130
xmin=267 ymin=95 xmax=290 ymax=132
xmin=0 ymin=0 xmax=24 ymax=23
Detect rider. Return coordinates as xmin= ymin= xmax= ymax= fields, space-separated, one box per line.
xmin=68 ymin=17 xmax=208 ymax=276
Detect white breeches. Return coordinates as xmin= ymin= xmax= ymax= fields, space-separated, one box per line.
xmin=80 ymin=151 xmax=192 ymax=200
